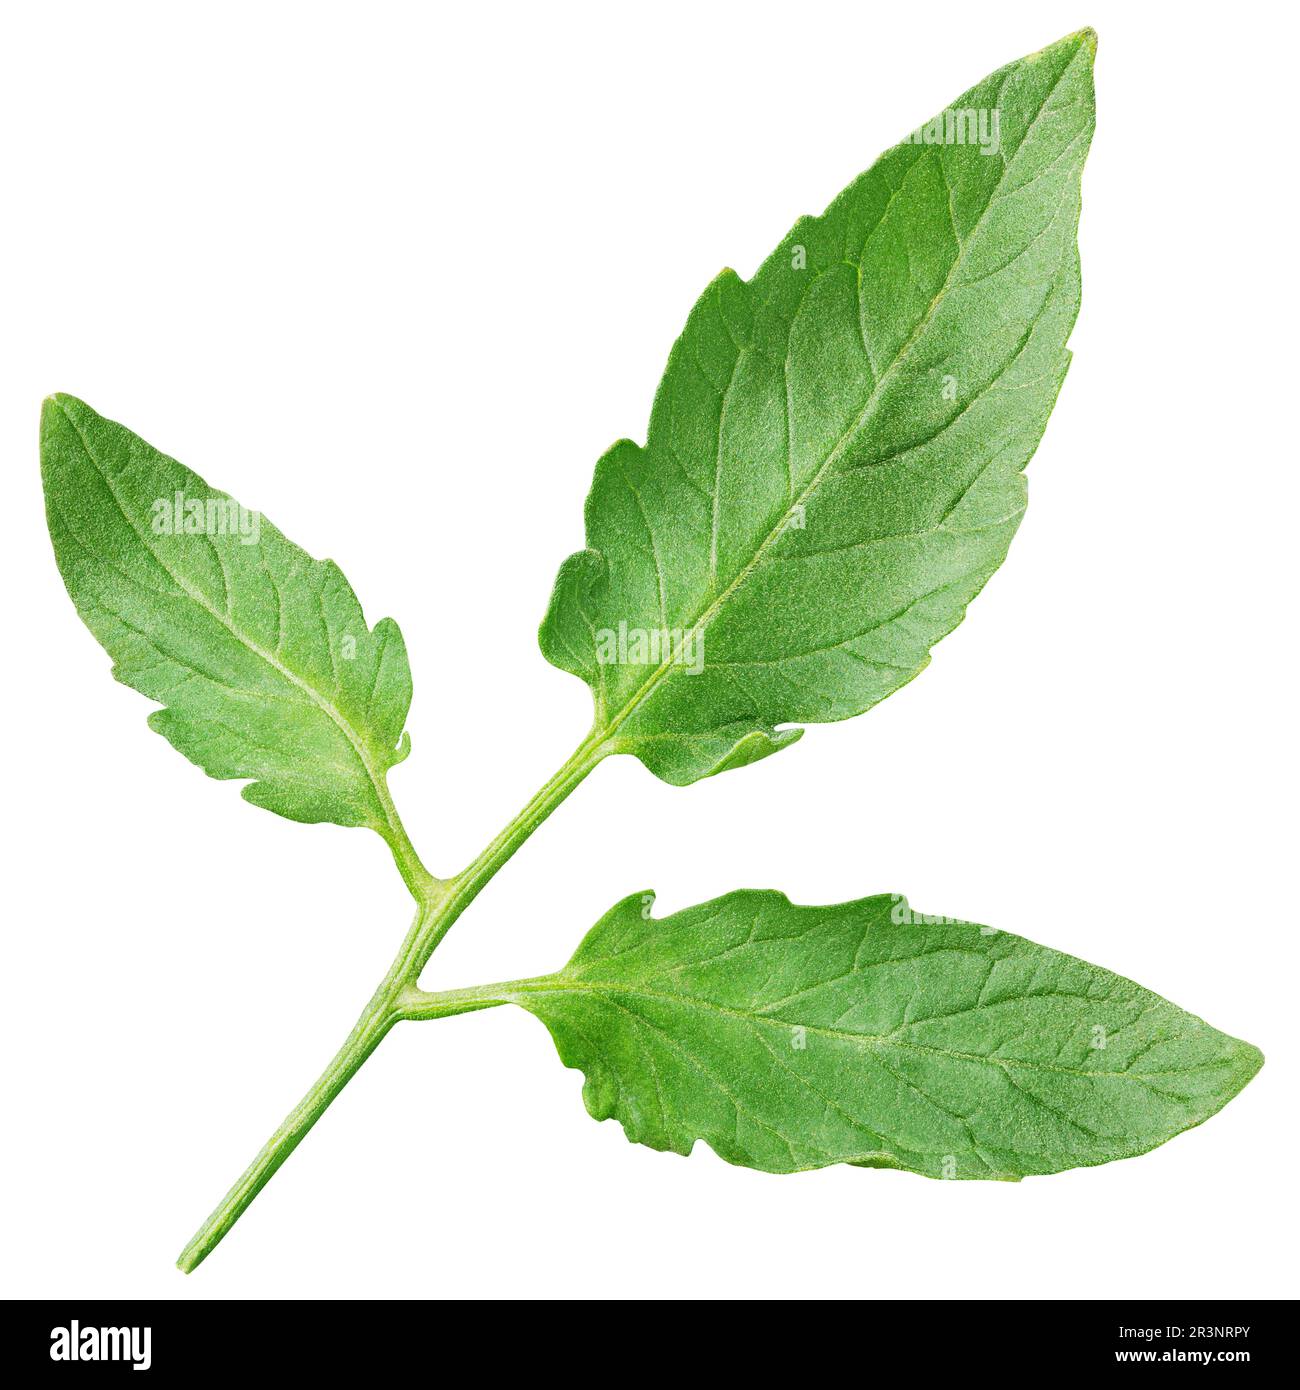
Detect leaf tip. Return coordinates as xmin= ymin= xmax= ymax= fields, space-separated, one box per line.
xmin=40 ymin=395 xmax=100 ymax=479
xmin=40 ymin=392 xmax=72 ymax=445
xmin=1031 ymin=28 xmax=1097 ymax=69
xmin=1238 ymin=1039 xmax=1265 ymax=1083
xmin=41 ymin=391 xmax=92 ymax=426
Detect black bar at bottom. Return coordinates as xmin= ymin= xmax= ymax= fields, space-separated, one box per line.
xmin=1 ymin=1297 xmax=1284 ymax=1374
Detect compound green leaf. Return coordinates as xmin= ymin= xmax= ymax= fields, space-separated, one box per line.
xmin=42 ymin=394 xmax=412 ymax=832
xmin=490 ymin=889 xmax=1261 ymax=1178
xmin=542 ymin=30 xmax=1096 ymax=783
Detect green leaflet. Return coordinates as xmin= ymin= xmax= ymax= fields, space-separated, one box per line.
xmin=450 ymin=890 xmax=1261 ymax=1179
xmin=541 ymin=30 xmax=1096 ymax=784
xmin=41 ymin=395 xmax=413 ymax=834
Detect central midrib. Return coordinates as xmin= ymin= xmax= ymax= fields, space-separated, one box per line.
xmin=596 ymin=57 xmax=1077 ymax=750
xmin=506 ymin=974 xmax=1174 ymax=1084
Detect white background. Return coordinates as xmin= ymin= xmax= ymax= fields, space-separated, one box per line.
xmin=1 ymin=0 xmax=1295 ymax=1301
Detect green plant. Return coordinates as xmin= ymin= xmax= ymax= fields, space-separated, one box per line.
xmin=39 ymin=29 xmax=1261 ymax=1273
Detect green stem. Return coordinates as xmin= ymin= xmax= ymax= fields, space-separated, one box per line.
xmin=176 ymin=724 xmax=610 ymax=1273
xmin=407 ymin=723 xmax=612 ymax=972
xmin=176 ymin=904 xmax=429 ymax=1273
xmin=397 ymin=975 xmax=545 ymax=1020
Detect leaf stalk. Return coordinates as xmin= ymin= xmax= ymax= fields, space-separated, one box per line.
xmin=176 ymin=723 xmax=610 ymax=1271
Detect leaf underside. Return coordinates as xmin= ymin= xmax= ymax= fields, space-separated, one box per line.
xmin=41 ymin=395 xmax=412 ymax=830
xmin=506 ymin=890 xmax=1261 ymax=1179
xmin=541 ymin=30 xmax=1096 ymax=784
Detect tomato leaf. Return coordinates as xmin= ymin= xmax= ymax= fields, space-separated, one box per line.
xmin=494 ymin=887 xmax=1262 ymax=1178
xmin=42 ymin=394 xmax=412 ymax=832
xmin=542 ymin=30 xmax=1096 ymax=783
